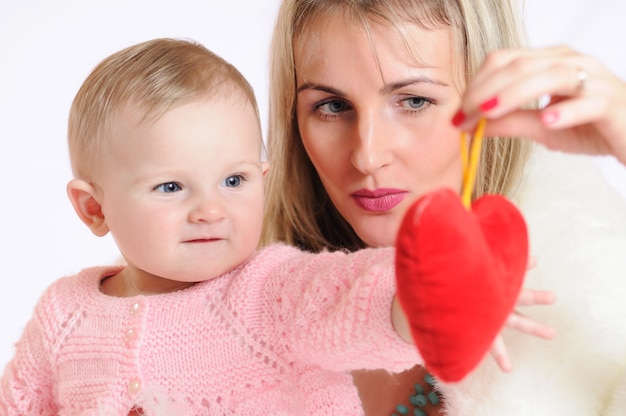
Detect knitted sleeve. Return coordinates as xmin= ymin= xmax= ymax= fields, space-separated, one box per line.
xmin=0 ymin=276 xmax=79 ymax=415
xmin=253 ymin=245 xmax=422 ymax=373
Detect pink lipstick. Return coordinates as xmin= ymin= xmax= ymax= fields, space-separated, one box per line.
xmin=351 ymin=188 xmax=407 ymax=212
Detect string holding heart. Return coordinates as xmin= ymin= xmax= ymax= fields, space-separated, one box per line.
xmin=395 ymin=118 xmax=528 ymax=383
xmin=460 ymin=118 xmax=486 ymax=209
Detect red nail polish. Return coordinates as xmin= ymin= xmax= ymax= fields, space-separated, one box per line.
xmin=451 ymin=110 xmax=465 ymax=127
xmin=480 ymin=97 xmax=499 ymax=112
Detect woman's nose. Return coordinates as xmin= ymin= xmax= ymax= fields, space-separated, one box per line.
xmin=350 ymin=111 xmax=393 ymax=175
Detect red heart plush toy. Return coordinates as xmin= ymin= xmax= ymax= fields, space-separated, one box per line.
xmin=395 ymin=188 xmax=528 ymax=382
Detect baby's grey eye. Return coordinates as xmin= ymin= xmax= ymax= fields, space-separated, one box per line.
xmin=223 ymin=175 xmax=242 ymax=188
xmin=155 ymin=182 xmax=182 ymax=193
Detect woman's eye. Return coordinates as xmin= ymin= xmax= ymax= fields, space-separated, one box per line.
xmin=223 ymin=175 xmax=243 ymax=188
xmin=406 ymin=97 xmax=426 ymax=109
xmin=401 ymin=96 xmax=429 ymax=110
xmin=155 ymin=182 xmax=182 ymax=193
xmin=317 ymin=99 xmax=350 ymax=114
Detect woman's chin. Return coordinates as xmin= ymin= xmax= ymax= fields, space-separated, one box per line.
xmin=354 ymin=223 xmax=400 ymax=248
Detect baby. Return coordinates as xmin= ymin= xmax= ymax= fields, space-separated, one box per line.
xmin=0 ymin=37 xmax=423 ymax=415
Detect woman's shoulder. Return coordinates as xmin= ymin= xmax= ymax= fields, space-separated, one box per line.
xmin=516 ymin=146 xmax=626 ymax=283
xmin=516 ymin=145 xmax=626 ymax=218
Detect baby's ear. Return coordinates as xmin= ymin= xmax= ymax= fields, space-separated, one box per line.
xmin=66 ymin=179 xmax=109 ymax=237
xmin=262 ymin=161 xmax=270 ymax=178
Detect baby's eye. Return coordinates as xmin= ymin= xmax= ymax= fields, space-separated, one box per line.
xmin=155 ymin=182 xmax=182 ymax=193
xmin=222 ymin=175 xmax=243 ymax=188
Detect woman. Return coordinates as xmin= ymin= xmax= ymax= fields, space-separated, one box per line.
xmin=261 ymin=0 xmax=626 ymax=415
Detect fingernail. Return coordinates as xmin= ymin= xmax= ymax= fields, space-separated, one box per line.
xmin=479 ymin=97 xmax=499 ymax=112
xmin=541 ymin=110 xmax=559 ymax=124
xmin=451 ymin=109 xmax=465 ymax=127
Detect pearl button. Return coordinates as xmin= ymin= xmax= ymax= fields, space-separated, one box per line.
xmin=125 ymin=328 xmax=136 ymax=343
xmin=130 ymin=302 xmax=141 ymax=315
xmin=128 ymin=378 xmax=141 ymax=394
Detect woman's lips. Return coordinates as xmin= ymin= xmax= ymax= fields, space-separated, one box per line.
xmin=351 ymin=189 xmax=407 ymax=212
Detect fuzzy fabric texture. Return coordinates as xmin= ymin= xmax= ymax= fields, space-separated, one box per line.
xmin=438 ymin=146 xmax=626 ymax=415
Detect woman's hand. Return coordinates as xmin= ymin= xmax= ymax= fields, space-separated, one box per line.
xmin=489 ymin=287 xmax=556 ymax=372
xmin=453 ymin=46 xmax=626 ymax=166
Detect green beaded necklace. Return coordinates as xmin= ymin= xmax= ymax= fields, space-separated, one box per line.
xmin=391 ymin=373 xmax=442 ymax=416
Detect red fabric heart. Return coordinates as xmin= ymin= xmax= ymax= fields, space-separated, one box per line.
xmin=395 ymin=188 xmax=528 ymax=382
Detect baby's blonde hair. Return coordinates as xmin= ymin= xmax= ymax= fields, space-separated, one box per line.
xmin=261 ymin=0 xmax=532 ymax=252
xmin=68 ymin=38 xmax=259 ymax=181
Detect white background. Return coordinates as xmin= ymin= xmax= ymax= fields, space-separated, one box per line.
xmin=1 ymin=0 xmax=625 ymax=369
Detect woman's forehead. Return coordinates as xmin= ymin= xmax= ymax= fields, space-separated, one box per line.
xmin=295 ymin=16 xmax=456 ymax=74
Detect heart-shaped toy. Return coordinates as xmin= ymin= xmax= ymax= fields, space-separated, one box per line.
xmin=395 ymin=188 xmax=528 ymax=382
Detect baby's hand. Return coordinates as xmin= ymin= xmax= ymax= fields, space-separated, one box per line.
xmin=489 ymin=288 xmax=556 ymax=372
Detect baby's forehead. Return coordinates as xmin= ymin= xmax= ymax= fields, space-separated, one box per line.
xmin=106 ymin=92 xmax=263 ymax=150
xmin=125 ymin=87 xmax=256 ymax=125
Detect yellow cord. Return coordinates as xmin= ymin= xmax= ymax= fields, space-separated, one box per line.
xmin=461 ymin=118 xmax=486 ymax=209
xmin=460 ymin=131 xmax=469 ymax=185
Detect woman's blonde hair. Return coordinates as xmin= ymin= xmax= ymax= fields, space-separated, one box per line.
xmin=261 ymin=0 xmax=532 ymax=252
xmin=68 ymin=37 xmax=259 ymax=182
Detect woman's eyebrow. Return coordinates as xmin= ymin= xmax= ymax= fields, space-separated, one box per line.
xmin=296 ymin=82 xmax=344 ymax=96
xmin=381 ymin=77 xmax=449 ymax=94
xmin=296 ymin=77 xmax=448 ymax=96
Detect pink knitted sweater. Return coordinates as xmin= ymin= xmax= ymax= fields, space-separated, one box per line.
xmin=1 ymin=244 xmax=421 ymax=415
